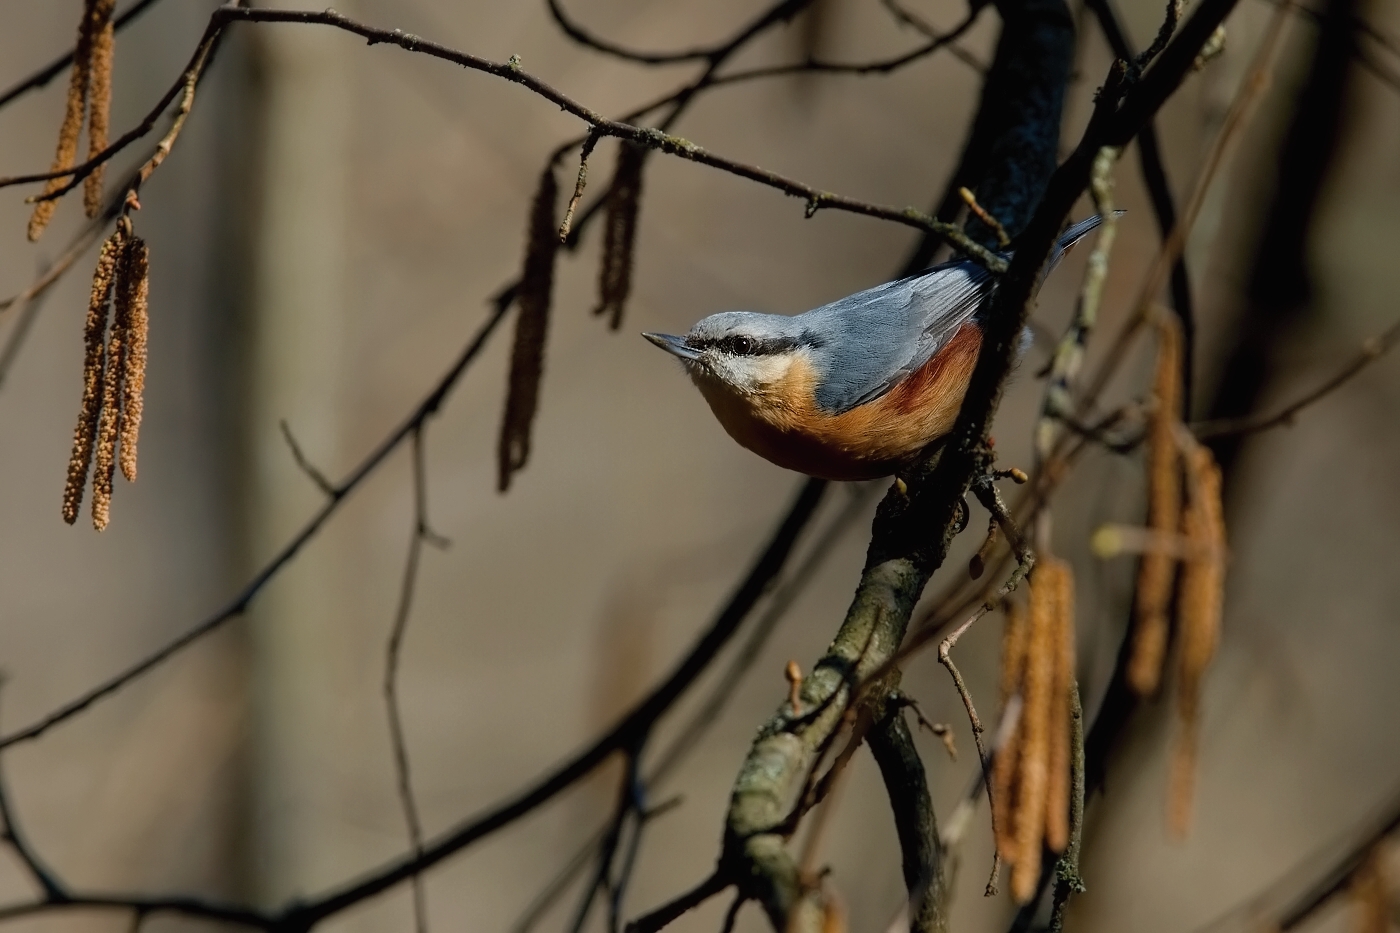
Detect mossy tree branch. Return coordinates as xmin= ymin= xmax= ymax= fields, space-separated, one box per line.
xmin=710 ymin=2 xmax=1074 ymax=930
xmin=694 ymin=0 xmax=1247 ymax=927
xmin=869 ymin=706 xmax=948 ymax=933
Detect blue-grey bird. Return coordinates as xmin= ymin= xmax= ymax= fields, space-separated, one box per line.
xmin=643 ymin=216 xmax=1105 ymax=481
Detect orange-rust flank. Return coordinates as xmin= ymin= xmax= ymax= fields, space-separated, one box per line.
xmin=886 ymin=323 xmax=982 ymax=416
xmin=692 ymin=323 xmax=982 ymax=481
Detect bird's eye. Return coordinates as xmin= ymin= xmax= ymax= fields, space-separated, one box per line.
xmin=731 ymin=335 xmax=755 ymax=355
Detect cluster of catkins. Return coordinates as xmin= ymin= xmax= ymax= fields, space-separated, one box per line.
xmin=30 ymin=0 xmax=116 ymax=240
xmin=498 ymin=142 xmax=647 ymax=492
xmin=995 ymin=557 xmax=1077 ymax=903
xmin=1129 ymin=314 xmax=1228 ymax=837
xmin=30 ymin=1 xmax=155 ymax=531
xmin=61 ymin=218 xmax=148 ymax=531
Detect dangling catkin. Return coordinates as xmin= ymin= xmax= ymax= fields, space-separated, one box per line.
xmin=92 ymin=224 xmax=136 ymax=530
xmin=498 ymin=167 xmax=558 ymax=492
xmin=62 ymin=231 xmax=122 ymax=523
xmin=993 ymin=599 xmax=1029 ymax=858
xmin=84 ymin=0 xmax=117 ymax=218
xmin=1167 ymin=441 xmax=1225 ymax=838
xmin=116 ymin=235 xmax=148 ymax=482
xmin=594 ymin=142 xmax=644 ymax=330
xmin=1011 ymin=567 xmax=1057 ymax=903
xmin=1044 ymin=558 xmax=1076 ymax=853
xmin=1130 ymin=314 xmax=1183 ymax=696
xmin=1349 ymin=846 xmax=1388 ymax=933
xmin=29 ymin=0 xmax=101 ymax=241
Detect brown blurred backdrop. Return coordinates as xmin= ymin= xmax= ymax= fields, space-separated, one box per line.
xmin=0 ymin=1 xmax=1398 ymax=932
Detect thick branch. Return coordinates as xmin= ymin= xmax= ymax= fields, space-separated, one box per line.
xmin=716 ymin=4 xmax=1077 ymax=931
xmin=960 ymin=0 xmax=1076 ymax=250
xmin=868 ymin=708 xmax=946 ymax=933
xmin=280 ymin=479 xmax=826 ymax=931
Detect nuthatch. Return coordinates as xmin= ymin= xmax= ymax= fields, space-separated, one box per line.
xmin=643 ymin=216 xmax=1105 ymax=481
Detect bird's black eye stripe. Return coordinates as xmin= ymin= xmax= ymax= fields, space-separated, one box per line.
xmin=699 ymin=334 xmax=805 ymax=355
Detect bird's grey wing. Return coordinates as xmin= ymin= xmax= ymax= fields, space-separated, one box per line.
xmin=811 ymin=261 xmax=992 ymax=414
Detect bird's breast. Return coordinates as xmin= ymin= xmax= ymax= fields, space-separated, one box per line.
xmin=691 ymin=324 xmax=982 ymax=480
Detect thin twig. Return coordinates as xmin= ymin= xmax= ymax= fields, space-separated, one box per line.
xmin=0 ymin=294 xmax=513 ymax=752
xmin=0 ymin=0 xmax=165 ymax=111
xmin=879 ymin=0 xmax=988 ymax=71
xmin=559 ymin=131 xmax=602 ymax=242
xmin=710 ymin=9 xmax=986 ymax=84
xmin=1036 ymin=147 xmax=1121 ymax=459
xmin=1191 ymin=315 xmax=1400 ymax=438
xmin=545 ymin=0 xmax=774 ymax=65
xmin=1084 ymin=0 xmax=1200 ymax=411
xmin=0 ymin=687 xmax=66 ymax=902
xmin=1254 ymin=0 xmax=1400 ymax=94
xmin=0 ymin=16 xmax=224 ymax=194
xmin=898 ymin=477 xmax=1036 ymax=666
xmin=278 ymin=420 xmax=335 ymax=497
xmin=1080 ymin=0 xmax=1293 ymax=410
xmin=933 ymin=480 xmax=1035 ymax=898
xmin=568 ymin=752 xmax=639 ymax=933
xmin=0 ymin=5 xmax=1006 ymax=272
xmin=625 ymin=872 xmax=730 ymax=933
xmin=384 ymin=426 xmax=434 ymax=933
xmin=0 ymin=160 xmax=139 ymax=317
xmin=508 ymin=487 xmax=872 ymax=933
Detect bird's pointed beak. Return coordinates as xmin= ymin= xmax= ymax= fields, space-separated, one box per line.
xmin=642 ymin=332 xmax=701 ymax=361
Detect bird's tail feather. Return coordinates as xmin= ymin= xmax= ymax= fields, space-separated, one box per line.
xmin=1053 ymin=211 xmax=1124 ymax=259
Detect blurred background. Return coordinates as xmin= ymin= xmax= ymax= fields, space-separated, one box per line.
xmin=0 ymin=0 xmax=1398 ymax=931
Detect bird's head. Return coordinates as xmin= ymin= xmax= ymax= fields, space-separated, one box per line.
xmin=643 ymin=311 xmax=822 ymax=402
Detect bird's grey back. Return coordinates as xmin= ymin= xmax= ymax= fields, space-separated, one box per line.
xmin=686 ymin=216 xmax=1107 ymax=415
xmin=802 ymin=261 xmax=992 ymax=413
xmin=802 ymin=214 xmax=1107 ymax=413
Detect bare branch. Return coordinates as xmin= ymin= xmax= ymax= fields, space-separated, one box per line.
xmin=1080 ymin=0 xmax=1293 ymax=410
xmin=0 ymin=0 xmax=165 ymax=112
xmin=0 ymin=294 xmax=512 ymax=752
xmin=0 ymin=5 xmax=1005 ymax=271
xmin=278 ymin=420 xmax=335 ymax=497
xmin=625 ymin=872 xmax=730 ymax=933
xmin=545 ymin=0 xmax=807 ymax=66
xmin=1191 ymin=315 xmax=1400 ymax=439
xmin=384 ymin=426 xmax=434 ymax=933
xmin=0 ymin=15 xmax=225 ymax=193
xmin=879 ymin=0 xmax=988 ymax=71
xmin=0 ymin=690 xmax=66 ymax=902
